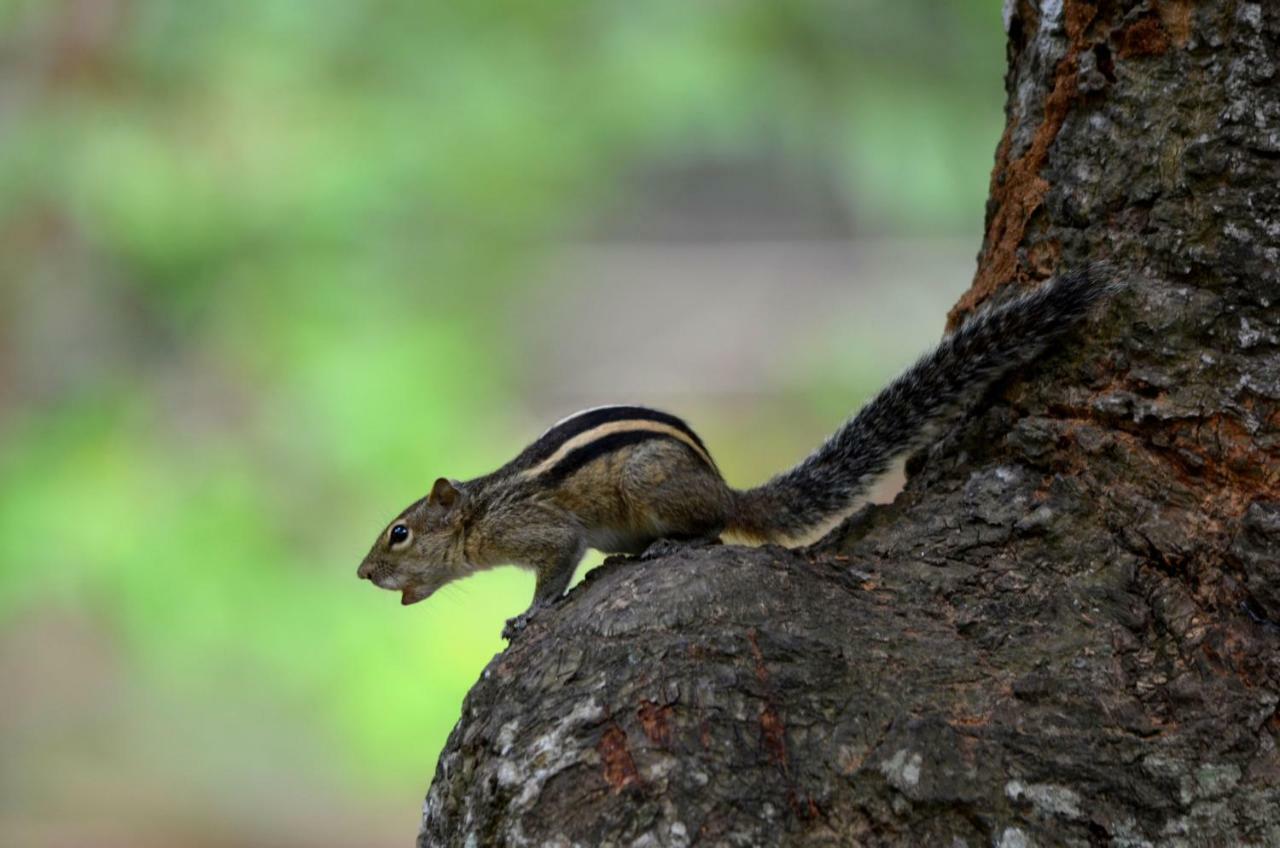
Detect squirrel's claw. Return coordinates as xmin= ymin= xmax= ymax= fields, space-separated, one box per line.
xmin=502 ymin=612 xmax=529 ymax=640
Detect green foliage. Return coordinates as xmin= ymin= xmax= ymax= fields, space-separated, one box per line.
xmin=0 ymin=0 xmax=1003 ymax=808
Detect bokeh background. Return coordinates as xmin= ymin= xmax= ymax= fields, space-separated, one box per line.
xmin=0 ymin=1 xmax=1006 ymax=844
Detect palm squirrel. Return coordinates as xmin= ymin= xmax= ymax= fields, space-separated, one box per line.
xmin=357 ymin=269 xmax=1111 ymax=634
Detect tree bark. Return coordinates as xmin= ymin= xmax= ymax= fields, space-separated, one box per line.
xmin=421 ymin=2 xmax=1280 ymax=845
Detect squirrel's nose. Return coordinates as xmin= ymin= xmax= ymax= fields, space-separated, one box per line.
xmin=357 ymin=560 xmax=374 ymax=580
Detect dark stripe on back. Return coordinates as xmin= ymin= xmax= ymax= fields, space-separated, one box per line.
xmin=539 ymin=430 xmax=711 ymax=484
xmin=513 ymin=406 xmax=711 ymax=470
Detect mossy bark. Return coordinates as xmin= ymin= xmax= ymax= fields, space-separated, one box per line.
xmin=421 ymin=2 xmax=1280 ymax=845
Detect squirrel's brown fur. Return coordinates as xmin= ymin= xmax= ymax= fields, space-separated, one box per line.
xmin=357 ymin=268 xmax=1114 ymax=635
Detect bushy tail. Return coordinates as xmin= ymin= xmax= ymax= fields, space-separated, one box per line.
xmin=727 ymin=267 xmax=1115 ymax=544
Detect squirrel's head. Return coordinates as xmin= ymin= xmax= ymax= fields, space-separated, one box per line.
xmin=357 ymin=477 xmax=468 ymax=606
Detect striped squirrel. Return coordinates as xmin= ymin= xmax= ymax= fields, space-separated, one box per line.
xmin=357 ymin=269 xmax=1112 ymax=636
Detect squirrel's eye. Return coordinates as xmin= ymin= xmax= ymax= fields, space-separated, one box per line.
xmin=389 ymin=524 xmax=410 ymax=546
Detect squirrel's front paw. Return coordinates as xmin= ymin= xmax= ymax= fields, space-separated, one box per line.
xmin=502 ymin=611 xmax=533 ymax=640
xmin=503 ymin=594 xmax=571 ymax=640
xmin=503 ymin=604 xmax=553 ymax=640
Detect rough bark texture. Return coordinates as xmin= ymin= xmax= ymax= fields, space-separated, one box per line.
xmin=421 ymin=2 xmax=1280 ymax=845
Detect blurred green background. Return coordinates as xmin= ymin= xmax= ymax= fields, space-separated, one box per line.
xmin=0 ymin=1 xmax=1005 ymax=844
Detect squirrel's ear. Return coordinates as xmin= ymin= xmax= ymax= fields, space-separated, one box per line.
xmin=429 ymin=477 xmax=462 ymax=509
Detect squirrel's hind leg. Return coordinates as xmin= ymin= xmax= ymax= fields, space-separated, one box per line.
xmin=619 ymin=440 xmax=733 ymax=550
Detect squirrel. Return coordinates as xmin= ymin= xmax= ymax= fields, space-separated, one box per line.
xmin=357 ymin=269 xmax=1112 ymax=636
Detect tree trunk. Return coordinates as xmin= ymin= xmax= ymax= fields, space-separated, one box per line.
xmin=420 ymin=2 xmax=1280 ymax=845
